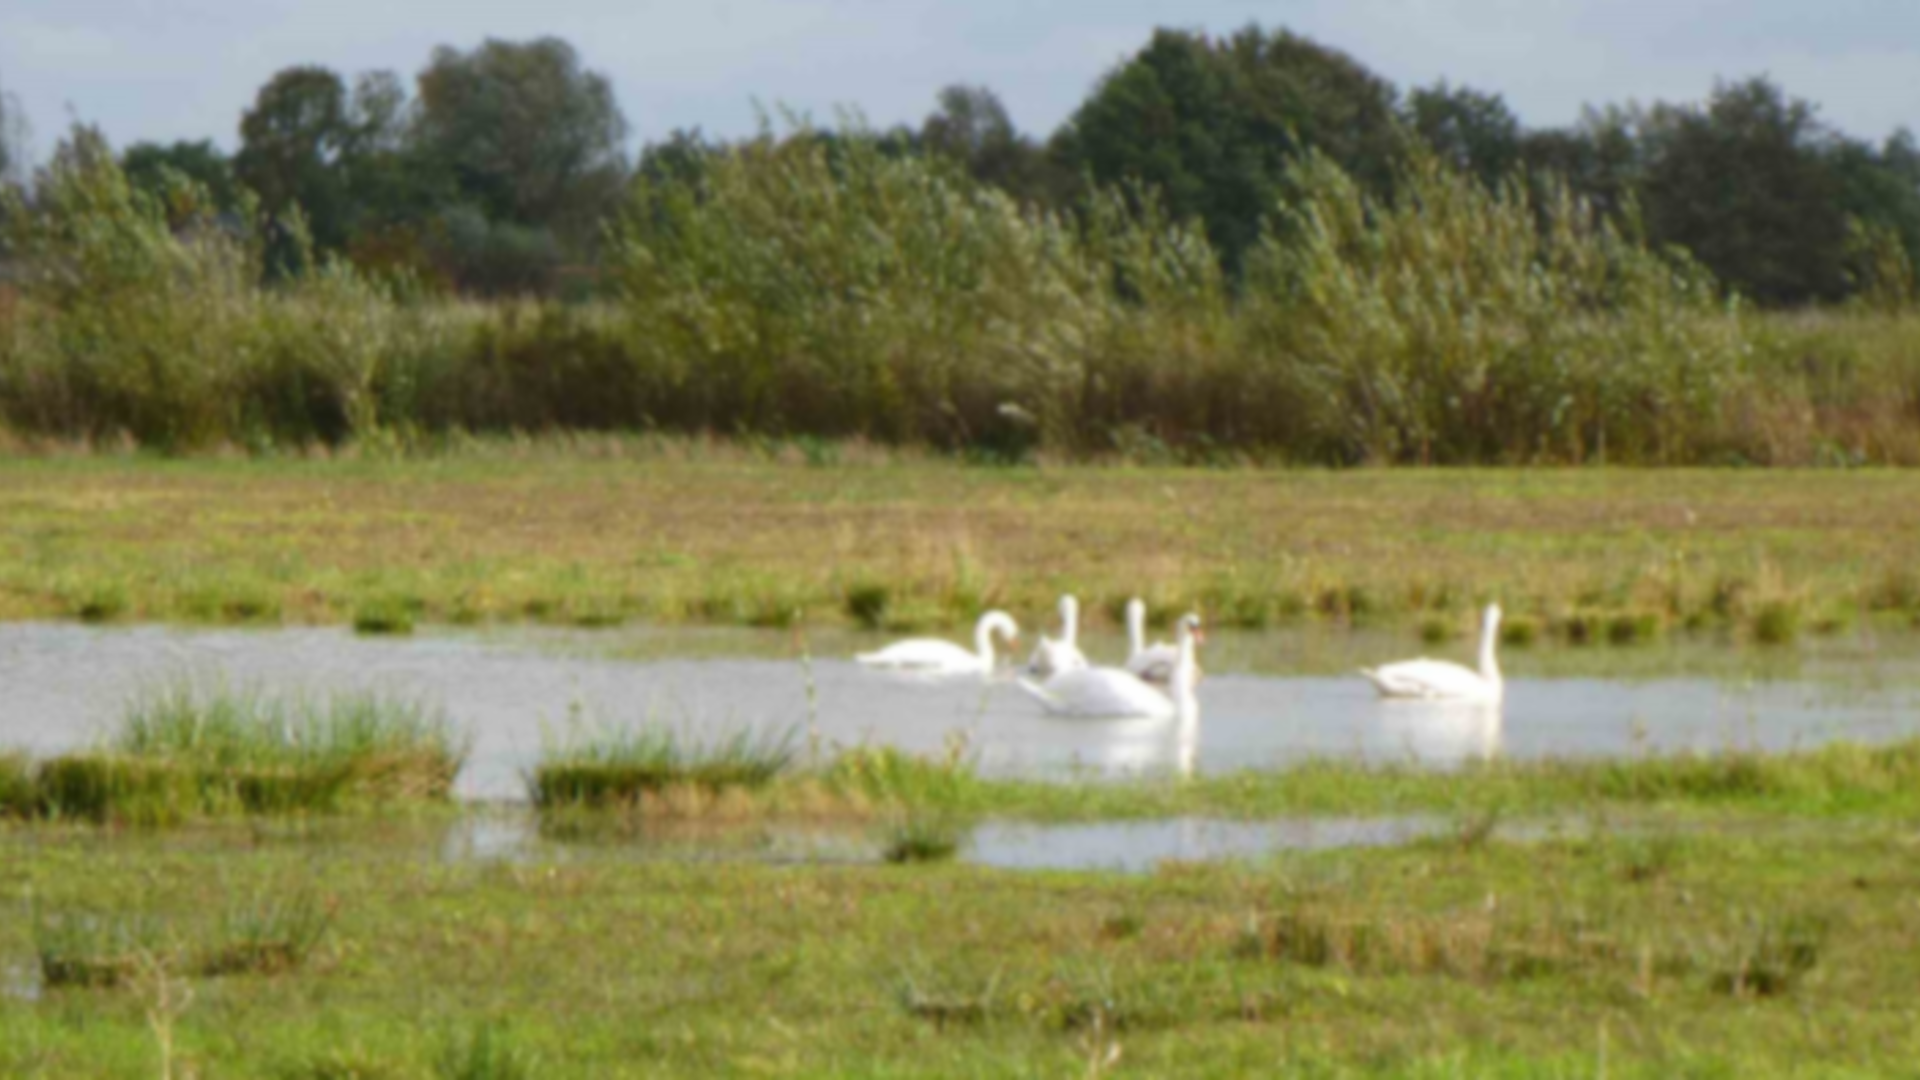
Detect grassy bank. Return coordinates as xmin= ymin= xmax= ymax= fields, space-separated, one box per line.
xmin=3 ymin=452 xmax=1920 ymax=636
xmin=2 ymin=811 xmax=1915 ymax=1076
xmin=10 ymin=683 xmax=463 ymax=825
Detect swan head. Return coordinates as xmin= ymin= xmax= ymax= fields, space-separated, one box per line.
xmin=979 ymin=610 xmax=1019 ymax=643
xmin=1178 ymin=612 xmax=1205 ymax=646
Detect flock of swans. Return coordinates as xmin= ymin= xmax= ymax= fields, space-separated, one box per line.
xmin=854 ymin=595 xmax=1508 ymax=727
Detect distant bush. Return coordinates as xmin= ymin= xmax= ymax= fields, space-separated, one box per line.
xmin=4 ymin=123 xmax=1920 ymax=464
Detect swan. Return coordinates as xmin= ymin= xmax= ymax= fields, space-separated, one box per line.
xmin=1123 ymin=597 xmax=1189 ymax=686
xmin=855 ymin=610 xmax=1019 ymax=676
xmin=1026 ymin=595 xmax=1089 ymax=678
xmin=1360 ymin=603 xmax=1504 ymax=702
xmin=1020 ymin=613 xmax=1203 ymax=720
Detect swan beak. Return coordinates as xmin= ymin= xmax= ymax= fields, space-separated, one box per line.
xmin=1193 ymin=628 xmax=1207 ymax=645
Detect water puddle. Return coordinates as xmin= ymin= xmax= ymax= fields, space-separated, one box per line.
xmin=964 ymin=816 xmax=1446 ymax=872
xmin=433 ymin=811 xmax=1448 ymax=873
xmin=5 ymin=622 xmax=1920 ymax=800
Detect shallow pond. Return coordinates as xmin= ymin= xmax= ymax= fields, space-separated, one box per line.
xmin=4 ymin=621 xmax=1920 ymax=800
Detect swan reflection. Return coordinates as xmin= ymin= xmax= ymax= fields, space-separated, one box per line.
xmin=1376 ymin=698 xmax=1503 ymax=764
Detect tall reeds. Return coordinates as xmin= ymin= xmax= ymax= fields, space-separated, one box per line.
xmin=4 ymin=122 xmax=1918 ymax=462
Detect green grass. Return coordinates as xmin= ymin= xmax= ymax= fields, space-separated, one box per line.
xmin=6 ymin=454 xmax=1920 ymax=639
xmin=530 ymin=723 xmax=798 ymax=811
xmin=27 ymin=682 xmax=464 ymax=823
xmin=2 ymin=811 xmax=1917 ymax=1075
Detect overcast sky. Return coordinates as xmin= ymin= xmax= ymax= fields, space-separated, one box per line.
xmin=5 ymin=0 xmax=1920 ymax=162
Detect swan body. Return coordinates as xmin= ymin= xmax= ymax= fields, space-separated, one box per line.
xmin=1027 ymin=595 xmax=1089 ymax=678
xmin=1022 ymin=613 xmax=1203 ymax=721
xmin=1360 ymin=603 xmax=1504 ymax=702
xmin=856 ymin=611 xmax=1019 ymax=676
xmin=1123 ymin=597 xmax=1186 ymax=686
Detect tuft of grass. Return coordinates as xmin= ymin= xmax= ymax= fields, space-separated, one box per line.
xmin=197 ymin=886 xmax=335 ymax=978
xmin=434 ymin=1023 xmax=539 ymax=1080
xmin=881 ymin=813 xmax=966 ymax=865
xmin=0 ymin=753 xmax=36 ymax=818
xmin=1417 ymin=616 xmax=1459 ymax=645
xmin=67 ymin=582 xmax=130 ymax=623
xmin=1606 ymin=610 xmax=1663 ymax=646
xmin=1708 ymin=911 xmax=1828 ymax=998
xmin=351 ymin=599 xmax=417 ymax=636
xmin=1498 ymin=616 xmax=1541 ymax=648
xmin=531 ymin=723 xmax=798 ymax=810
xmin=1751 ymin=600 xmax=1801 ymax=646
xmin=844 ymin=582 xmax=892 ymax=631
xmin=32 ymin=683 xmax=464 ymax=824
xmin=33 ymin=908 xmax=169 ymax=990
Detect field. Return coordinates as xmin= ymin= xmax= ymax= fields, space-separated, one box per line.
xmin=3 ymin=808 xmax=1917 ymax=1077
xmin=7 ymin=452 xmax=1920 ymax=1076
xmin=4 ymin=450 xmax=1920 ymax=641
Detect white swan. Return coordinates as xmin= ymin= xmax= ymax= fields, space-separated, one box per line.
xmin=855 ymin=610 xmax=1019 ymax=676
xmin=1027 ymin=594 xmax=1089 ymax=678
xmin=1123 ymin=597 xmax=1188 ymax=686
xmin=1360 ymin=603 xmax=1504 ymax=702
xmin=1021 ymin=613 xmax=1203 ymax=720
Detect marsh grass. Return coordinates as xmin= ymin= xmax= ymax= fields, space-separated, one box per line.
xmin=33 ymin=909 xmax=170 ymax=989
xmin=530 ymin=723 xmax=798 ymax=811
xmin=1751 ymin=601 xmax=1802 ymax=646
xmin=880 ymin=812 xmax=967 ymax=864
xmin=351 ymin=598 xmax=417 ymax=636
xmin=434 ymin=1023 xmax=539 ymax=1080
xmin=1708 ymin=911 xmax=1829 ymax=998
xmin=0 ymin=753 xmax=36 ymax=818
xmin=33 ymin=683 xmax=462 ymax=823
xmin=199 ymin=886 xmax=336 ymax=978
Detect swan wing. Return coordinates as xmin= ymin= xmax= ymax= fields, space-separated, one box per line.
xmin=1360 ymin=659 xmax=1491 ymax=700
xmin=1027 ymin=636 xmax=1090 ymax=678
xmin=857 ymin=639 xmax=979 ymax=673
xmin=1026 ymin=667 xmax=1174 ymax=719
xmin=1125 ymin=643 xmax=1182 ymax=686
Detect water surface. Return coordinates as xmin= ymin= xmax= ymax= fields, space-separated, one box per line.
xmin=4 ymin=622 xmax=1919 ymax=800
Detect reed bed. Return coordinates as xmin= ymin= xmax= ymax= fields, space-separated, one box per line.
xmin=27 ymin=682 xmax=463 ymax=823
xmin=529 ymin=723 xmax=798 ymax=811
xmin=6 ymin=126 xmax=1920 ymax=464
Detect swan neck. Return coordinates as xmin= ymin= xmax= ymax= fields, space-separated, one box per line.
xmin=1062 ymin=599 xmax=1079 ymax=644
xmin=1127 ymin=603 xmax=1145 ymax=654
xmin=975 ymin=616 xmax=996 ymax=667
xmin=1478 ymin=615 xmax=1501 ymax=684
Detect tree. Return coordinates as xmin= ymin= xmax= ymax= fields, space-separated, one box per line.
xmin=0 ymin=83 xmax=28 ymax=186
xmin=1055 ymin=25 xmax=1399 ymax=270
xmin=1520 ymin=105 xmax=1647 ymax=221
xmin=412 ymin=37 xmax=628 ymax=239
xmin=122 ymin=140 xmax=241 ymax=216
xmin=1638 ymin=77 xmax=1849 ymax=305
xmin=1405 ymin=81 xmax=1522 ymax=190
xmin=234 ymin=66 xmax=355 ymax=250
xmin=919 ymin=85 xmax=1064 ymax=207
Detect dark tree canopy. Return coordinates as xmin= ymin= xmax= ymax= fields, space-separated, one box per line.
xmin=918 ymin=85 xmax=1064 ymax=206
xmin=412 ymin=37 xmax=628 ymax=238
xmin=122 ymin=140 xmax=241 ymax=215
xmin=234 ymin=65 xmax=355 ymax=248
xmin=1056 ymin=25 xmax=1399 ymax=269
xmin=1405 ymin=81 xmax=1522 ymax=190
xmin=1638 ymin=78 xmax=1850 ymax=306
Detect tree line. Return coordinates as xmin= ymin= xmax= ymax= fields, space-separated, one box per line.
xmin=9 ymin=25 xmax=1920 ymax=307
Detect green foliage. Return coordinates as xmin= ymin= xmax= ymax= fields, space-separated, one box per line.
xmin=413 ymin=38 xmax=627 ymax=240
xmin=530 ymin=723 xmax=798 ymax=809
xmin=1057 ymin=25 xmax=1400 ymax=269
xmin=1246 ymin=144 xmax=1747 ymax=463
xmin=1639 ymin=78 xmax=1852 ymax=306
xmin=24 ymin=682 xmax=463 ymax=822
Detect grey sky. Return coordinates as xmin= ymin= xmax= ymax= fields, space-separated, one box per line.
xmin=5 ymin=0 xmax=1920 ymax=163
